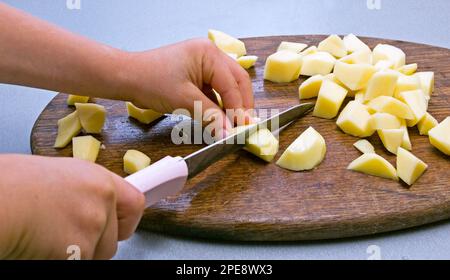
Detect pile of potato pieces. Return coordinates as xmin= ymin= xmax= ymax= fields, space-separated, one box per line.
xmin=262 ymin=33 xmax=450 ymax=186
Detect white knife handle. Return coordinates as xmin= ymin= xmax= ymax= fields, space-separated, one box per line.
xmin=125 ymin=156 xmax=188 ymax=208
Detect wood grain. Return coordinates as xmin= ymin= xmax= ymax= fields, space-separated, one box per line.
xmin=31 ymin=35 xmax=450 ymax=241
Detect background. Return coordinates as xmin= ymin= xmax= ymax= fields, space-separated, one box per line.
xmin=1 ymin=0 xmax=450 ymax=259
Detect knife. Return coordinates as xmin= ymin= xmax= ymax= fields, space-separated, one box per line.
xmin=125 ymin=103 xmax=314 ymax=207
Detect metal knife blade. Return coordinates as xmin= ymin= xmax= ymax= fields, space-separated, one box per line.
xmin=183 ymin=103 xmax=314 ymax=178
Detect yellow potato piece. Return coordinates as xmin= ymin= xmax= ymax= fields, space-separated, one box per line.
xmin=237 ymin=55 xmax=258 ymax=69
xmin=298 ymin=74 xmax=323 ymax=99
xmin=126 ymin=102 xmax=162 ymax=124
xmin=364 ymin=71 xmax=399 ymax=101
xmin=354 ymin=90 xmax=365 ymax=103
xmin=75 ymin=103 xmax=106 ymax=134
xmin=398 ymin=90 xmax=428 ymax=126
xmin=417 ymin=112 xmax=438 ymax=135
xmin=397 ymin=63 xmax=418 ymax=75
xmin=372 ymin=44 xmax=406 ymax=69
xmin=343 ymin=34 xmax=370 ymax=53
xmin=277 ymin=41 xmax=308 ymax=53
xmin=347 ymin=153 xmax=398 ymax=181
xmin=245 ymin=128 xmax=279 ymax=162
xmin=300 ymin=52 xmax=336 ymax=76
xmin=428 ymin=117 xmax=450 ymax=155
xmin=67 ymin=95 xmax=89 ymax=106
xmin=377 ymin=128 xmax=404 ymax=154
xmin=370 ymin=113 xmax=403 ymax=130
xmin=400 ymin=121 xmax=412 ymax=150
xmin=333 ymin=61 xmax=376 ymax=91
xmin=208 ymin=29 xmax=246 ymax=57
xmin=54 ymin=111 xmax=82 ymax=148
xmin=340 ymin=49 xmax=372 ymax=65
xmin=323 ymin=73 xmax=352 ymax=93
xmin=318 ymin=35 xmax=347 ymax=58
xmin=353 ymin=139 xmax=375 ymax=154
xmin=415 ymin=72 xmax=434 ymax=96
xmin=374 ymin=60 xmax=394 ymax=71
xmin=263 ymin=51 xmax=302 ymax=83
xmin=397 ymin=147 xmax=428 ymax=186
xmin=299 ymin=46 xmax=318 ymax=56
xmin=366 ymin=96 xmax=414 ymax=120
xmin=276 ymin=126 xmax=326 ymax=171
xmin=313 ymin=80 xmax=348 ymax=119
xmin=336 ymin=101 xmax=374 ymax=137
xmin=123 ymin=149 xmax=151 ymax=175
xmin=72 ymin=135 xmax=101 ymax=163
xmin=393 ymin=74 xmax=421 ymax=99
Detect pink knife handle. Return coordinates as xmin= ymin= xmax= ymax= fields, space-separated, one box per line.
xmin=125 ymin=156 xmax=188 ymax=208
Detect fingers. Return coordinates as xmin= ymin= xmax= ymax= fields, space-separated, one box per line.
xmin=93 ymin=204 xmax=118 ymax=259
xmin=111 ymin=173 xmax=145 ymax=241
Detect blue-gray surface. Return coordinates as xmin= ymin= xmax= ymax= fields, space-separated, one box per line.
xmin=1 ymin=0 xmax=449 ymax=260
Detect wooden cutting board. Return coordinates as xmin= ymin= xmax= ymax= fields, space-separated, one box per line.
xmin=31 ymin=35 xmax=450 ymax=241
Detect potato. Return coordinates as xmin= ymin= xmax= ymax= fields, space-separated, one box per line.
xmin=276 ymin=126 xmax=326 ymax=171
xmin=340 ymin=50 xmax=373 ymax=65
xmin=323 ymin=73 xmax=352 ymax=93
xmin=415 ymin=72 xmax=435 ymax=96
xmin=336 ymin=101 xmax=374 ymax=137
xmin=393 ymin=74 xmax=421 ymax=99
xmin=400 ymin=121 xmax=412 ymax=150
xmin=208 ymin=29 xmax=246 ymax=57
xmin=370 ymin=113 xmax=403 ymax=130
xmin=347 ymin=153 xmax=398 ymax=181
xmin=72 ymin=135 xmax=101 ymax=162
xmin=123 ymin=149 xmax=151 ymax=175
xmin=299 ymin=46 xmax=318 ymax=56
xmin=300 ymin=52 xmax=336 ymax=76
xmin=428 ymin=117 xmax=450 ymax=155
xmin=372 ymin=44 xmax=406 ymax=69
xmin=312 ymin=80 xmax=348 ymax=119
xmin=333 ymin=61 xmax=376 ymax=91
xmin=54 ymin=111 xmax=82 ymax=148
xmin=354 ymin=90 xmax=365 ymax=103
xmin=343 ymin=34 xmax=370 ymax=53
xmin=237 ymin=55 xmax=258 ymax=69
xmin=245 ymin=128 xmax=279 ymax=162
xmin=277 ymin=41 xmax=307 ymax=53
xmin=417 ymin=112 xmax=438 ymax=135
xmin=75 ymin=103 xmax=106 ymax=133
xmin=318 ymin=35 xmax=347 ymax=58
xmin=377 ymin=128 xmax=404 ymax=154
xmin=298 ymin=74 xmax=323 ymax=99
xmin=366 ymin=96 xmax=414 ymax=120
xmin=364 ymin=70 xmax=399 ymax=101
xmin=67 ymin=95 xmax=89 ymax=106
xmin=398 ymin=90 xmax=428 ymax=127
xmin=126 ymin=102 xmax=162 ymax=124
xmin=397 ymin=63 xmax=418 ymax=75
xmin=226 ymin=53 xmax=238 ymax=60
xmin=374 ymin=60 xmax=394 ymax=71
xmin=263 ymin=51 xmax=302 ymax=83
xmin=397 ymin=147 xmax=428 ymax=186
xmin=353 ymin=139 xmax=375 ymax=154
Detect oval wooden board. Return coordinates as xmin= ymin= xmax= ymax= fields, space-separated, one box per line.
xmin=31 ymin=35 xmax=450 ymax=241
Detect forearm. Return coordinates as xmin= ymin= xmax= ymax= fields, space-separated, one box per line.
xmin=0 ymin=3 xmax=130 ymax=101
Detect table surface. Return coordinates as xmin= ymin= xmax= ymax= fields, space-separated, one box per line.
xmin=1 ymin=0 xmax=450 ymax=260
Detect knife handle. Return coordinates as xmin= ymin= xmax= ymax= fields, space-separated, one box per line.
xmin=125 ymin=156 xmax=188 ymax=208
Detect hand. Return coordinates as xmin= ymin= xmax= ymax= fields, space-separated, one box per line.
xmin=120 ymin=39 xmax=255 ymax=135
xmin=0 ymin=154 xmax=145 ymax=259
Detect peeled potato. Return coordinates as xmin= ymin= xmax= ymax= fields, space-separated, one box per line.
xmin=277 ymin=41 xmax=308 ymax=53
xmin=397 ymin=63 xmax=418 ymax=75
xmin=75 ymin=103 xmax=106 ymax=134
xmin=237 ymin=55 xmax=258 ymax=69
xmin=54 ymin=111 xmax=82 ymax=148
xmin=397 ymin=147 xmax=428 ymax=186
xmin=377 ymin=128 xmax=404 ymax=154
xmin=298 ymin=74 xmax=323 ymax=99
xmin=336 ymin=101 xmax=374 ymax=137
xmin=126 ymin=102 xmax=162 ymax=124
xmin=364 ymin=70 xmax=399 ymax=101
xmin=340 ymin=49 xmax=372 ymax=65
xmin=428 ymin=117 xmax=450 ymax=155
xmin=343 ymin=34 xmax=370 ymax=53
xmin=372 ymin=44 xmax=406 ymax=69
xmin=313 ymin=80 xmax=348 ymax=119
xmin=415 ymin=72 xmax=434 ymax=96
xmin=353 ymin=139 xmax=375 ymax=154
xmin=417 ymin=112 xmax=438 ymax=135
xmin=370 ymin=113 xmax=403 ymax=130
xmin=72 ymin=135 xmax=101 ymax=163
xmin=398 ymin=90 xmax=428 ymax=127
xmin=264 ymin=51 xmax=302 ymax=83
xmin=318 ymin=34 xmax=347 ymax=58
xmin=347 ymin=153 xmax=398 ymax=181
xmin=208 ymin=29 xmax=246 ymax=57
xmin=245 ymin=128 xmax=279 ymax=162
xmin=366 ymin=96 xmax=414 ymax=120
xmin=300 ymin=52 xmax=336 ymax=76
xmin=67 ymin=95 xmax=89 ymax=106
xmin=333 ymin=61 xmax=376 ymax=91
xmin=123 ymin=149 xmax=151 ymax=175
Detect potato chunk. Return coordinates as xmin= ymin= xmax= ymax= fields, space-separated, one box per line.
xmin=313 ymin=80 xmax=348 ymax=119
xmin=400 ymin=121 xmax=412 ymax=150
xmin=54 ymin=111 xmax=82 ymax=148
xmin=366 ymin=96 xmax=414 ymax=120
xmin=67 ymin=95 xmax=89 ymax=106
xmin=428 ymin=117 xmax=450 ymax=155
xmin=277 ymin=41 xmax=307 ymax=53
xmin=300 ymin=52 xmax=336 ymax=76
xmin=75 ymin=103 xmax=106 ymax=133
xmin=370 ymin=113 xmax=403 ymax=130
xmin=372 ymin=44 xmax=406 ymax=69
xmin=126 ymin=102 xmax=162 ymax=124
xmin=340 ymin=49 xmax=372 ymax=65
xmin=263 ymin=51 xmax=302 ymax=83
xmin=245 ymin=128 xmax=279 ymax=162
xmin=336 ymin=101 xmax=374 ymax=137
xmin=318 ymin=35 xmax=347 ymax=58
xmin=237 ymin=55 xmax=258 ymax=69
xmin=72 ymin=135 xmax=101 ymax=162
xmin=333 ymin=61 xmax=376 ymax=91
xmin=417 ymin=112 xmax=438 ymax=135
xmin=396 ymin=147 xmax=428 ymax=186
xmin=377 ymin=128 xmax=404 ymax=154
xmin=397 ymin=63 xmax=418 ymax=75
xmin=208 ymin=29 xmax=246 ymax=57
xmin=343 ymin=34 xmax=370 ymax=53
xmin=298 ymin=75 xmax=323 ymax=99
xmin=347 ymin=153 xmax=398 ymax=181
xmin=393 ymin=74 xmax=421 ymax=99
xmin=364 ymin=70 xmax=399 ymax=101
xmin=399 ymin=90 xmax=428 ymax=127
xmin=353 ymin=139 xmax=375 ymax=154
xmin=415 ymin=72 xmax=435 ymax=96
xmin=123 ymin=149 xmax=151 ymax=175
xmin=276 ymin=127 xmax=326 ymax=171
